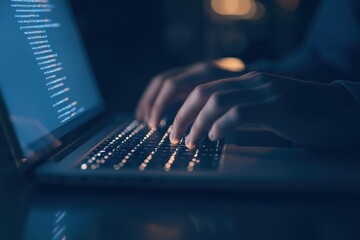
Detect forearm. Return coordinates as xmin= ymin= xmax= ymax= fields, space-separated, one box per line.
xmin=247 ymin=46 xmax=346 ymax=83
xmin=262 ymin=79 xmax=360 ymax=149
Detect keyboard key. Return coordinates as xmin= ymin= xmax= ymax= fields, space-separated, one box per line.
xmin=78 ymin=120 xmax=222 ymax=172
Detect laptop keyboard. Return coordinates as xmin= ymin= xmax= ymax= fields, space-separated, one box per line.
xmin=79 ymin=120 xmax=223 ymax=172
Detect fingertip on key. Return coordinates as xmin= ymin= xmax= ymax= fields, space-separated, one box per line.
xmin=185 ymin=136 xmax=196 ymax=149
xmin=186 ymin=142 xmax=196 ymax=149
xmin=169 ymin=131 xmax=180 ymax=145
xmin=170 ymin=138 xmax=180 ymax=145
xmin=208 ymin=130 xmax=217 ymax=141
xmin=148 ymin=119 xmax=157 ymax=129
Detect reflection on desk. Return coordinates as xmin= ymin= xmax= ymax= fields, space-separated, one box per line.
xmin=20 ymin=186 xmax=360 ymax=240
xmin=1 ymin=137 xmax=360 ymax=240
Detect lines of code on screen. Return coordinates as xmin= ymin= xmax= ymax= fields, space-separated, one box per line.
xmin=0 ymin=0 xmax=104 ymax=155
xmin=11 ymin=0 xmax=84 ymax=124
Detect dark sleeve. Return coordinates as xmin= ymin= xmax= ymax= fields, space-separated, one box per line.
xmin=248 ymin=0 xmax=360 ymax=83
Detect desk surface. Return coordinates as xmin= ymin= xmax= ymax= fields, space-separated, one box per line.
xmin=2 ymin=146 xmax=360 ymax=240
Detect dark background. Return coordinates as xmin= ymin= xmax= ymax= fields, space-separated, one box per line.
xmin=69 ymin=0 xmax=320 ymax=112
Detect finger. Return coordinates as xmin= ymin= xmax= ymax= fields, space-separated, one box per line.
xmin=148 ymin=80 xmax=178 ymax=127
xmin=199 ymin=71 xmax=267 ymax=92
xmin=208 ymin=106 xmax=256 ymax=141
xmin=138 ymin=70 xmax=265 ymax=121
xmin=147 ymin=65 xmax=213 ymax=127
xmin=135 ymin=77 xmax=163 ymax=121
xmin=186 ymin=85 xmax=275 ymax=148
xmin=208 ymin=97 xmax=278 ymax=141
xmin=213 ymin=71 xmax=269 ymax=89
xmin=136 ymin=68 xmax=183 ymax=121
xmin=170 ymin=76 xmax=270 ymax=143
xmin=169 ymin=84 xmax=210 ymax=143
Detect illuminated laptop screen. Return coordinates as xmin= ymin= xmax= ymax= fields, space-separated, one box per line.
xmin=0 ymin=0 xmax=105 ymax=158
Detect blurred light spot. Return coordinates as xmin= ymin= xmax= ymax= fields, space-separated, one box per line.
xmin=211 ymin=0 xmax=265 ymax=20
xmin=80 ymin=164 xmax=87 ymax=170
xmin=213 ymin=57 xmax=245 ymax=72
xmin=276 ymin=0 xmax=300 ymax=11
xmin=211 ymin=0 xmax=253 ymax=16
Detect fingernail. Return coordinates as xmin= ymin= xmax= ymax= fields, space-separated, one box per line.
xmin=169 ymin=131 xmax=179 ymax=144
xmin=148 ymin=118 xmax=156 ymax=128
xmin=170 ymin=138 xmax=179 ymax=145
xmin=185 ymin=136 xmax=195 ymax=149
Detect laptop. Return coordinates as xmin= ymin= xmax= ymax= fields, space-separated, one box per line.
xmin=2 ymin=0 xmax=360 ymax=192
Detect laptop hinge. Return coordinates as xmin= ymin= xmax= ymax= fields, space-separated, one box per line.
xmin=45 ymin=114 xmax=114 ymax=163
xmin=45 ymin=113 xmax=132 ymax=164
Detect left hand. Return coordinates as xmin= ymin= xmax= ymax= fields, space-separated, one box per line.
xmin=169 ymin=72 xmax=360 ymax=149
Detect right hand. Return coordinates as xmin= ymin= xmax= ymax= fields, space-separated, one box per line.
xmin=136 ymin=61 xmax=239 ymax=127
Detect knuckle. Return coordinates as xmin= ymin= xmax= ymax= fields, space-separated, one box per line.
xmin=164 ymin=78 xmax=178 ymax=89
xmin=231 ymin=107 xmax=242 ymax=119
xmin=193 ymin=84 xmax=208 ymax=98
xmin=151 ymin=75 xmax=164 ymax=85
xmin=248 ymin=71 xmax=265 ymax=82
xmin=209 ymin=93 xmax=226 ymax=108
xmin=247 ymin=71 xmax=263 ymax=79
xmin=248 ymin=71 xmax=260 ymax=76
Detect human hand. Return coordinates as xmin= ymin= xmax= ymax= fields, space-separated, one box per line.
xmin=170 ymin=72 xmax=360 ymax=149
xmin=136 ymin=60 xmax=243 ymax=128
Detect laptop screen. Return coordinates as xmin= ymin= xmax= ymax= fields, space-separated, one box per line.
xmin=0 ymin=0 xmax=106 ymax=159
